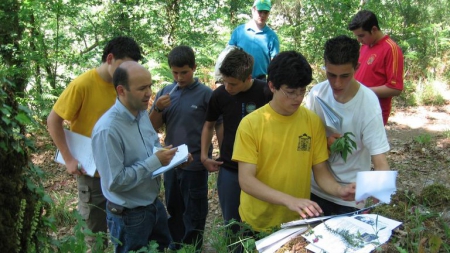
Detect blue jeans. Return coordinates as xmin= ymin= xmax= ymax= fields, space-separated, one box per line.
xmin=311 ymin=193 xmax=358 ymax=216
xmin=164 ymin=168 xmax=208 ymax=252
xmin=217 ymin=167 xmax=241 ymax=234
xmin=217 ymin=167 xmax=244 ymax=252
xmin=106 ymin=199 xmax=171 ymax=253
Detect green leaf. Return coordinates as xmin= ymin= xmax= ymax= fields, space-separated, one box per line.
xmin=15 ymin=112 xmax=32 ymax=125
xmin=330 ymin=131 xmax=357 ymax=163
xmin=429 ymin=235 xmax=442 ymax=253
xmin=2 ymin=116 xmax=11 ymax=125
xmin=0 ymin=141 xmax=7 ymax=151
xmin=1 ymin=106 xmax=12 ymax=115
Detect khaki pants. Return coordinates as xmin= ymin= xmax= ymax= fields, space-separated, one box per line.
xmin=77 ymin=175 xmax=108 ymax=250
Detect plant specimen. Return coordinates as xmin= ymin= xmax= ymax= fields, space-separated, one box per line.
xmin=330 ymin=132 xmax=357 ymax=162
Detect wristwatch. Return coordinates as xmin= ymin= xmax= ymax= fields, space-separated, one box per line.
xmin=154 ymin=106 xmax=163 ymax=113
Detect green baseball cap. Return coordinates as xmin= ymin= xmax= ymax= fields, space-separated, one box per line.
xmin=253 ymin=0 xmax=271 ymax=11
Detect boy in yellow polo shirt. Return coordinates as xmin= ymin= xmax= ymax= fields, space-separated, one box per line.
xmin=232 ymin=51 xmax=356 ymax=232
xmin=47 ymin=36 xmax=142 ymax=251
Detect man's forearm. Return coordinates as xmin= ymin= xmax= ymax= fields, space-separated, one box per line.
xmin=238 ymin=162 xmax=294 ymax=206
xmin=201 ymin=122 xmax=215 ymax=161
xmin=214 ymin=122 xmax=223 ymax=149
xmin=370 ymin=85 xmax=402 ymax=98
xmin=149 ymin=110 xmax=164 ymax=131
xmin=372 ymin=153 xmax=390 ymax=171
xmin=239 ymin=171 xmax=292 ymax=206
xmin=47 ymin=110 xmax=74 ymax=163
xmin=313 ymin=162 xmax=344 ymax=197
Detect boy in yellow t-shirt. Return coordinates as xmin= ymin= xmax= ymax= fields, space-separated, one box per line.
xmin=47 ymin=36 xmax=142 ymax=250
xmin=232 ymin=51 xmax=356 ymax=232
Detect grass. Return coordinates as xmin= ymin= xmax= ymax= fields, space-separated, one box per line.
xmin=414 ymin=133 xmax=433 ymax=145
xmin=372 ymin=184 xmax=450 ymax=252
xmin=443 ymin=129 xmax=450 ymax=138
xmin=396 ymin=78 xmax=448 ymax=107
xmin=50 ymin=192 xmax=78 ymax=228
xmin=42 ymin=159 xmax=450 ymax=253
xmin=36 ymin=123 xmax=450 ymax=252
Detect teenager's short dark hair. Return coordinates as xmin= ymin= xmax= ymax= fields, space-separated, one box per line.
xmin=168 ymin=45 xmax=196 ymax=68
xmin=101 ymin=36 xmax=142 ymax=62
xmin=268 ymin=51 xmax=312 ymax=89
xmin=348 ymin=10 xmax=380 ymax=32
xmin=219 ymin=48 xmax=254 ymax=82
xmin=324 ymin=35 xmax=360 ymax=68
xmin=113 ymin=66 xmax=129 ymax=90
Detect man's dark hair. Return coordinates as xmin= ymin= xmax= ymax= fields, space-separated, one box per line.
xmin=220 ymin=48 xmax=254 ymax=82
xmin=113 ymin=66 xmax=129 ymax=90
xmin=168 ymin=45 xmax=196 ymax=68
xmin=324 ymin=35 xmax=360 ymax=68
xmin=348 ymin=10 xmax=380 ymax=32
xmin=268 ymin=51 xmax=312 ymax=89
xmin=101 ymin=36 xmax=142 ymax=62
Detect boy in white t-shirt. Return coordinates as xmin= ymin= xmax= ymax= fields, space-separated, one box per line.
xmin=305 ymin=35 xmax=391 ymax=215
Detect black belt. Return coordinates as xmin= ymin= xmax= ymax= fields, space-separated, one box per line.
xmin=255 ymin=74 xmax=266 ymax=80
xmin=107 ymin=201 xmax=148 ymax=215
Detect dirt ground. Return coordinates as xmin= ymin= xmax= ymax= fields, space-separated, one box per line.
xmin=32 ymin=99 xmax=450 ymax=252
xmin=386 ymin=103 xmax=450 ymax=191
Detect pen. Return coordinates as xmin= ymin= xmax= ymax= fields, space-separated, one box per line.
xmin=156 ymin=147 xmax=170 ymax=151
xmin=168 ymin=84 xmax=178 ymax=96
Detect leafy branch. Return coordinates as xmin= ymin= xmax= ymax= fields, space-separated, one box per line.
xmin=323 ymin=223 xmax=367 ymax=249
xmin=330 ymin=132 xmax=357 ymax=162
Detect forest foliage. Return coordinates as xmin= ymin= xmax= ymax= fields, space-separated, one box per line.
xmin=3 ymin=0 xmax=450 ymax=114
xmin=1 ymin=0 xmax=450 ymax=252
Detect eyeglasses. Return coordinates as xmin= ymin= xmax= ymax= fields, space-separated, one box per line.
xmin=279 ymin=88 xmax=307 ymax=99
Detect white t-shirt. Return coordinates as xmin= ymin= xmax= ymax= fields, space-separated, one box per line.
xmin=305 ymin=80 xmax=390 ymax=207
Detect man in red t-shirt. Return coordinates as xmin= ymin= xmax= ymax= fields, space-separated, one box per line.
xmin=349 ymin=10 xmax=404 ymax=125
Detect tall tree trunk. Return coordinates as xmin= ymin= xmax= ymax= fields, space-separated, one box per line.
xmin=166 ymin=0 xmax=181 ymax=47
xmin=0 ymin=1 xmax=41 ymax=252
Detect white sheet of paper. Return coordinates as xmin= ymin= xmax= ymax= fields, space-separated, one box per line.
xmin=151 ymin=144 xmax=188 ymax=178
xmin=303 ymin=214 xmax=401 ymax=253
xmin=54 ymin=129 xmax=96 ymax=177
xmin=355 ymin=171 xmax=398 ymax=203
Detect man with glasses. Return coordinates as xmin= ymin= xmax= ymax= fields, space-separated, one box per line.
xmin=232 ymin=51 xmax=356 ymax=232
xmin=228 ymin=0 xmax=279 ymax=81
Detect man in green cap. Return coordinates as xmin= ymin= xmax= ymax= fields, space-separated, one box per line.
xmin=228 ymin=0 xmax=279 ymax=81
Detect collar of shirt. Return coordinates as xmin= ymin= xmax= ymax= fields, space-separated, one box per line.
xmin=170 ymin=77 xmax=201 ymax=93
xmin=114 ymin=98 xmax=146 ymax=122
xmin=245 ymin=20 xmax=267 ymax=33
xmin=370 ymin=35 xmax=390 ymax=48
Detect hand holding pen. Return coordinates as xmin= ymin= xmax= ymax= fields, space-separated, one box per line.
xmin=154 ymin=84 xmax=178 ymax=112
xmin=155 ymin=145 xmax=177 ymax=166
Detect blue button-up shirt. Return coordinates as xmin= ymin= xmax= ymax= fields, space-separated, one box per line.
xmin=229 ymin=20 xmax=280 ymax=78
xmin=92 ymin=98 xmax=162 ymax=208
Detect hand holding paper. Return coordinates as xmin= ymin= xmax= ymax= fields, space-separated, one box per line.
xmin=54 ymin=129 xmax=97 ymax=177
xmin=155 ymin=146 xmax=177 ymax=166
xmin=355 ymin=171 xmax=397 ymax=203
xmin=151 ymin=144 xmax=189 ymax=179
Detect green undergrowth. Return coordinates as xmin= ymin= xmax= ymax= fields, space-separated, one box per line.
xmin=373 ymin=184 xmax=450 ymax=252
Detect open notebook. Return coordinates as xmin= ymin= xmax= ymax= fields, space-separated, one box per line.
xmin=151 ymin=144 xmax=189 ymax=179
